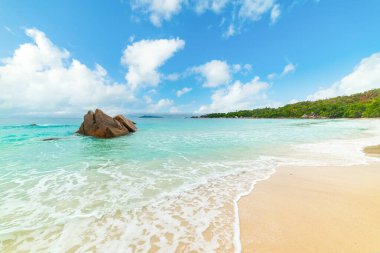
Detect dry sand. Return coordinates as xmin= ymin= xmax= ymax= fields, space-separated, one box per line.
xmin=238 ymin=160 xmax=380 ymax=253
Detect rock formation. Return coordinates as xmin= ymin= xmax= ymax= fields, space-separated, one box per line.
xmin=77 ymin=109 xmax=137 ymax=138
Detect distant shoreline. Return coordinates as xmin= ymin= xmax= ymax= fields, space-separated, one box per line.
xmin=196 ymin=89 xmax=380 ymax=119
xmin=191 ymin=116 xmax=380 ymax=119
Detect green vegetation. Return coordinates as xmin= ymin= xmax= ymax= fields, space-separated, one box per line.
xmin=200 ymin=89 xmax=380 ymax=119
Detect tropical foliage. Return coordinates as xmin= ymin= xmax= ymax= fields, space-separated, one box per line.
xmin=200 ymin=89 xmax=380 ymax=118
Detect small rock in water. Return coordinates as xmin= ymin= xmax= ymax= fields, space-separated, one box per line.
xmin=42 ymin=137 xmax=61 ymax=141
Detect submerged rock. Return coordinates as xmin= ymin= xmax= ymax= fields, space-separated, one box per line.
xmin=42 ymin=137 xmax=61 ymax=141
xmin=77 ymin=109 xmax=137 ymax=138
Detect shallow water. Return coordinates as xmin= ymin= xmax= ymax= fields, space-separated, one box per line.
xmin=0 ymin=117 xmax=379 ymax=252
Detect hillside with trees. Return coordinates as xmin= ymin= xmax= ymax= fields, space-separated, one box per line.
xmin=198 ymin=89 xmax=380 ymax=119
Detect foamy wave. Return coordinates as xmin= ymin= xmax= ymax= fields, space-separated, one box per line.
xmin=0 ymin=158 xmax=277 ymax=253
xmin=291 ymin=121 xmax=380 ymax=166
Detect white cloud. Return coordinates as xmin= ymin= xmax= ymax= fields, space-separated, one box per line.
xmin=176 ymin=87 xmax=192 ymax=97
xmin=143 ymin=95 xmax=153 ymax=104
xmin=121 ymin=38 xmax=185 ymax=90
xmin=148 ymin=89 xmax=157 ymax=94
xmin=164 ymin=73 xmax=180 ymax=81
xmin=131 ymin=0 xmax=281 ymax=37
xmin=223 ymin=0 xmax=280 ymax=37
xmin=244 ymin=64 xmax=252 ymax=72
xmin=131 ymin=0 xmax=184 ymax=27
xmin=194 ymin=0 xmax=229 ymax=14
xmin=132 ymin=0 xmax=229 ymax=26
xmin=232 ymin=64 xmax=242 ymax=73
xmin=193 ymin=60 xmax=231 ymax=88
xmin=149 ymin=98 xmax=174 ymax=112
xmin=232 ymin=63 xmax=253 ymax=74
xmin=308 ymin=53 xmax=380 ymax=100
xmin=128 ymin=35 xmax=135 ymax=43
xmin=224 ymin=23 xmax=236 ymax=37
xmin=288 ymin=99 xmax=299 ymax=104
xmin=239 ymin=0 xmax=275 ymax=21
xmin=290 ymin=0 xmax=320 ymax=9
xmin=196 ymin=76 xmax=269 ymax=113
xmin=267 ymin=72 xmax=276 ymax=80
xmin=0 ymin=28 xmax=134 ymax=116
xmin=270 ymin=4 xmax=281 ymax=23
xmin=266 ymin=62 xmax=295 ymax=80
xmin=169 ymin=106 xmax=179 ymax=113
xmin=281 ymin=63 xmax=296 ymax=76
xmin=193 ymin=60 xmax=253 ymax=87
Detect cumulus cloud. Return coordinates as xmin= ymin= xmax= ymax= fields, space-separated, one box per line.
xmin=194 ymin=0 xmax=229 ymax=14
xmin=244 ymin=64 xmax=253 ymax=72
xmin=196 ymin=76 xmax=269 ymax=113
xmin=266 ymin=62 xmax=295 ymax=80
xmin=143 ymin=95 xmax=153 ymax=104
xmin=176 ymin=87 xmax=192 ymax=97
xmin=132 ymin=0 xmax=229 ymax=26
xmin=232 ymin=63 xmax=253 ymax=74
xmin=281 ymin=63 xmax=296 ymax=76
xmin=149 ymin=98 xmax=174 ymax=112
xmin=131 ymin=0 xmax=184 ymax=27
xmin=270 ymin=4 xmax=281 ymax=23
xmin=267 ymin=72 xmax=276 ymax=80
xmin=308 ymin=53 xmax=380 ymax=100
xmin=223 ymin=0 xmax=280 ymax=37
xmin=164 ymin=73 xmax=180 ymax=81
xmin=0 ymin=28 xmax=134 ymax=115
xmin=232 ymin=64 xmax=242 ymax=73
xmin=121 ymin=38 xmax=185 ymax=90
xmin=239 ymin=0 xmax=275 ymax=21
xmin=224 ymin=24 xmax=236 ymax=37
xmin=193 ymin=60 xmax=231 ymax=88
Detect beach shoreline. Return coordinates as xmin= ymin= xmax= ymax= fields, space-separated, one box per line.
xmin=238 ymin=155 xmax=380 ymax=252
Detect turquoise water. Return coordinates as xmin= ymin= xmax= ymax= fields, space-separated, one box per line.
xmin=0 ymin=117 xmax=379 ymax=252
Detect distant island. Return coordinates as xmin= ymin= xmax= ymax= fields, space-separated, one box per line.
xmin=195 ymin=89 xmax=380 ymax=119
xmin=139 ymin=115 xmax=164 ymax=118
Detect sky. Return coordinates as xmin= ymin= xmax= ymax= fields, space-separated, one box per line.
xmin=1 ymin=0 xmax=380 ymax=116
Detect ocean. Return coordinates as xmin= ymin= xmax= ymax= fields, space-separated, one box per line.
xmin=1 ymin=117 xmax=379 ymax=252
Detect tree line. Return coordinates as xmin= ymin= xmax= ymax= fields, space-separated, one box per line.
xmin=199 ymin=88 xmax=380 ymax=118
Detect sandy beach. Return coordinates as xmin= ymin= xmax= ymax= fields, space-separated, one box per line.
xmin=364 ymin=145 xmax=380 ymax=156
xmin=239 ymin=156 xmax=380 ymax=252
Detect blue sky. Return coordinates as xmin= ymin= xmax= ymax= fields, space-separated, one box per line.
xmin=1 ymin=0 xmax=380 ymax=116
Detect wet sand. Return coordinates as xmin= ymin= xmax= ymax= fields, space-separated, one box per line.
xmin=364 ymin=145 xmax=380 ymax=156
xmin=238 ymin=162 xmax=380 ymax=253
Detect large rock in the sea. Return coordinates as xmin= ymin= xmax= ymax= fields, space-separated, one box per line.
xmin=114 ymin=114 xmax=137 ymax=132
xmin=77 ymin=109 xmax=137 ymax=138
